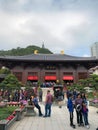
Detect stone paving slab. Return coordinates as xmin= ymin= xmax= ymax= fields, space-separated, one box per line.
xmin=9 ymin=103 xmax=98 ymax=130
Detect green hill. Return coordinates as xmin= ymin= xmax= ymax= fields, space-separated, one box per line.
xmin=0 ymin=45 xmax=53 ymax=56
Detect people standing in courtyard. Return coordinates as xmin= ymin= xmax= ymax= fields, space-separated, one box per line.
xmin=43 ymin=90 xmax=53 ymax=117
xmin=32 ymin=93 xmax=43 ymax=117
xmin=38 ymin=86 xmax=43 ymax=102
xmin=82 ymin=101 xmax=90 ymax=129
xmin=75 ymin=93 xmax=83 ymax=126
xmin=81 ymin=92 xmax=90 ymax=128
xmin=73 ymin=89 xmax=77 ymax=100
xmin=67 ymin=94 xmax=76 ymax=128
xmin=81 ymin=92 xmax=87 ymax=103
xmin=57 ymin=88 xmax=64 ymax=108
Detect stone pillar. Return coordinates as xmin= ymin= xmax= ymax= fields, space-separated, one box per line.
xmin=25 ymin=105 xmax=36 ymax=116
xmin=15 ymin=108 xmax=22 ymax=121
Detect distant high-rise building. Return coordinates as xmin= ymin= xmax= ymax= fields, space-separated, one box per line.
xmin=91 ymin=42 xmax=98 ymax=58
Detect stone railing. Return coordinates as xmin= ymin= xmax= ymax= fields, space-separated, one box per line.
xmin=0 ymin=103 xmax=36 ymax=130
xmin=0 ymin=115 xmax=17 ymax=130
xmin=15 ymin=106 xmax=26 ymax=121
xmin=0 ymin=106 xmax=26 ymax=130
xmin=25 ymin=105 xmax=36 ymax=116
xmin=0 ymin=102 xmax=7 ymax=108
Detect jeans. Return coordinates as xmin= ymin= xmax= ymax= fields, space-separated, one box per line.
xmin=34 ymin=104 xmax=42 ymax=116
xmin=70 ymin=112 xmax=74 ymax=125
xmin=76 ymin=110 xmax=83 ymax=125
xmin=45 ymin=103 xmax=52 ymax=116
xmin=83 ymin=113 xmax=89 ymax=125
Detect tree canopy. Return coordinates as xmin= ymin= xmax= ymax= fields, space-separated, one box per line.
xmin=68 ymin=74 xmax=98 ymax=92
xmin=0 ymin=67 xmax=11 ymax=74
xmin=0 ymin=74 xmax=22 ymax=90
xmin=0 ymin=45 xmax=53 ymax=56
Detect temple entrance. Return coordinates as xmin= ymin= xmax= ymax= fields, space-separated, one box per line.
xmin=27 ymin=76 xmax=38 ymax=87
xmin=63 ymin=75 xmax=74 ymax=85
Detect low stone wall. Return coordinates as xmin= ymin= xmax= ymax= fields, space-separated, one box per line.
xmin=15 ymin=106 xmax=26 ymax=121
xmin=0 ymin=102 xmax=7 ymax=108
xmin=25 ymin=105 xmax=36 ymax=116
xmin=7 ymin=102 xmax=20 ymax=106
xmin=0 ymin=106 xmax=26 ymax=130
xmin=0 ymin=115 xmax=17 ymax=130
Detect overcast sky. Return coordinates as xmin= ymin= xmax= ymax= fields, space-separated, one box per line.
xmin=0 ymin=0 xmax=98 ymax=57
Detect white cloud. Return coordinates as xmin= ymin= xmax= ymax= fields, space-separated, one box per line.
xmin=0 ymin=0 xmax=98 ymax=56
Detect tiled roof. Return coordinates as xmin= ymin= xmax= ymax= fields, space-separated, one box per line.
xmin=0 ymin=54 xmax=97 ymax=61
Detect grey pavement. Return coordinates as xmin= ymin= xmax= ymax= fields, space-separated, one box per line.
xmin=9 ymin=103 xmax=98 ymax=130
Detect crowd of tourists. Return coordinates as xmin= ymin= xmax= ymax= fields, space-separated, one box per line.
xmin=0 ymin=87 xmax=43 ymax=103
xmin=0 ymin=86 xmax=97 ymax=129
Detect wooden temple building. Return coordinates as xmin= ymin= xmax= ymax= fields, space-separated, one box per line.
xmin=0 ymin=53 xmax=98 ymax=84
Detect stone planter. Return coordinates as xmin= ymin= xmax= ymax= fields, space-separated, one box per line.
xmin=25 ymin=105 xmax=36 ymax=116
xmin=0 ymin=106 xmax=26 ymax=130
xmin=0 ymin=102 xmax=7 ymax=108
xmin=0 ymin=115 xmax=17 ymax=130
xmin=15 ymin=106 xmax=26 ymax=121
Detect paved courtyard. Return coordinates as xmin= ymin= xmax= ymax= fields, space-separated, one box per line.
xmin=9 ymin=103 xmax=98 ymax=130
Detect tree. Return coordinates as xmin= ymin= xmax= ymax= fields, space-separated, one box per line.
xmin=0 ymin=74 xmax=22 ymax=90
xmin=0 ymin=67 xmax=11 ymax=74
xmin=70 ymin=74 xmax=98 ymax=93
xmin=88 ymin=74 xmax=98 ymax=90
xmin=0 ymin=45 xmax=53 ymax=56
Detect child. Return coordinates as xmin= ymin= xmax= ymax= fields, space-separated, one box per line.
xmin=67 ymin=94 xmax=76 ymax=128
xmin=82 ymin=101 xmax=90 ymax=129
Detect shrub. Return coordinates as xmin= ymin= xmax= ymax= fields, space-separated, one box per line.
xmin=0 ymin=106 xmax=18 ymax=120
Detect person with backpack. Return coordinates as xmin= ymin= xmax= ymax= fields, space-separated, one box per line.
xmin=57 ymin=88 xmax=64 ymax=108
